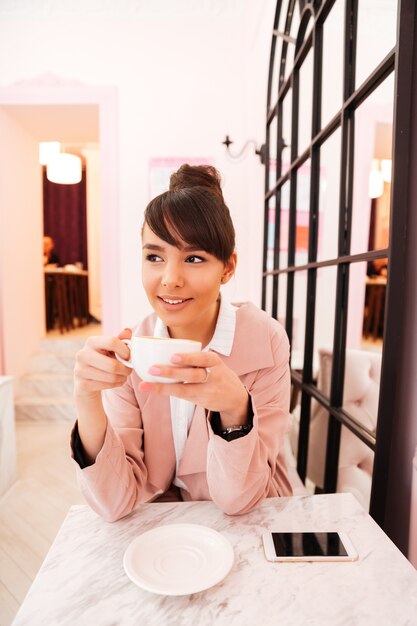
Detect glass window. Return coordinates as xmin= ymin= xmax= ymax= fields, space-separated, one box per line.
xmin=265 ymin=273 xmax=274 ymax=319
xmin=298 ymin=49 xmax=314 ymax=156
xmin=317 ymin=127 xmax=342 ymax=262
xmin=344 ymin=255 xmax=384 ymax=500
xmin=279 ymin=180 xmax=290 ymax=268
xmin=321 ymin=0 xmax=344 ymax=129
xmin=268 ymin=113 xmax=278 ymax=188
xmin=277 ymin=271 xmax=288 ymax=328
xmin=284 ymin=0 xmax=301 ymax=82
xmin=356 ymin=0 xmax=397 ymax=89
xmin=313 ymin=265 xmax=337 ymax=396
xmin=266 ymin=196 xmax=276 ymax=272
xmin=291 ymin=269 xmax=308 ymax=370
xmin=274 ymin=0 xmax=290 ymax=89
xmin=346 ymin=260 xmax=386 ymax=352
xmin=270 ymin=35 xmax=283 ymax=111
xmin=351 ymin=75 xmax=394 ymax=256
xmin=295 ymin=159 xmax=310 ymax=266
xmin=281 ymin=88 xmax=292 ymax=175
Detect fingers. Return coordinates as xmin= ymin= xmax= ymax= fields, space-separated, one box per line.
xmin=86 ymin=335 xmax=131 ymax=361
xmin=148 ymin=365 xmax=209 ymax=384
xmin=138 ymin=381 xmax=197 ymax=398
xmin=169 ymin=350 xmax=220 ymax=368
xmin=75 ymin=378 xmax=127 ymax=396
xmin=74 ymin=335 xmax=133 ymax=397
xmin=78 ymin=346 xmax=131 ymax=376
xmin=76 ymin=364 xmax=128 ymax=384
xmin=142 ymin=351 xmax=220 ymax=386
xmin=117 ymin=327 xmax=132 ymax=340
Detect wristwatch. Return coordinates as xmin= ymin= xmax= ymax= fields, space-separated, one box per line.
xmin=221 ymin=424 xmax=252 ymax=441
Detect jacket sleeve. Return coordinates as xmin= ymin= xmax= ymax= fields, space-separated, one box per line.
xmin=205 ymin=323 xmax=292 ymax=515
xmin=70 ymin=377 xmax=163 ymax=522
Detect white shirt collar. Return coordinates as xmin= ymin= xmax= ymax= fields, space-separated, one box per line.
xmin=153 ymin=295 xmax=237 ymax=356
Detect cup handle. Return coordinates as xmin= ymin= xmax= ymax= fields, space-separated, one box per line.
xmin=114 ymin=339 xmax=133 ymax=368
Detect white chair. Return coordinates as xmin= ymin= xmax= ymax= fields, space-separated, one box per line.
xmin=290 ymin=347 xmax=381 ymax=510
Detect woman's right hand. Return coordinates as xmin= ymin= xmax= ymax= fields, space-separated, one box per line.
xmin=74 ymin=329 xmax=133 ymax=399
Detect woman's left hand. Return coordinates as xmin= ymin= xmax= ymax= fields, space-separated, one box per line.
xmin=137 ymin=351 xmax=249 ymax=428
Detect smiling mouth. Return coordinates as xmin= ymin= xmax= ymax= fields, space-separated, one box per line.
xmin=158 ymin=296 xmax=192 ymax=305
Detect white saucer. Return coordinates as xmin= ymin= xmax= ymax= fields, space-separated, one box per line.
xmin=123 ymin=523 xmax=234 ymax=596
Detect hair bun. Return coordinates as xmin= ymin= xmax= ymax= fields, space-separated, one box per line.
xmin=169 ymin=164 xmax=223 ymax=199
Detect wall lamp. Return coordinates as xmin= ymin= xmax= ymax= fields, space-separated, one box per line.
xmin=222 ymin=135 xmax=266 ymax=164
xmin=368 ymin=158 xmax=392 ymax=199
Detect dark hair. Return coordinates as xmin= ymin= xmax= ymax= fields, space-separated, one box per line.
xmin=143 ymin=164 xmax=235 ymax=263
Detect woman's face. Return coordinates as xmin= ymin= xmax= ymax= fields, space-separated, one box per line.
xmin=141 ymin=223 xmax=236 ymax=342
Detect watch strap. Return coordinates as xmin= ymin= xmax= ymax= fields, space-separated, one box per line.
xmin=210 ymin=395 xmax=254 ymax=441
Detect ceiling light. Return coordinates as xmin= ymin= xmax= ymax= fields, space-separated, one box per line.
xmin=381 ymin=159 xmax=392 ymax=184
xmin=47 ymin=153 xmax=82 ymax=185
xmin=368 ymin=159 xmax=384 ymax=199
xmin=39 ymin=141 xmax=61 ymax=165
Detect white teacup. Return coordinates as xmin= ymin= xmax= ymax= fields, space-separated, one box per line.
xmin=115 ymin=336 xmax=202 ymax=383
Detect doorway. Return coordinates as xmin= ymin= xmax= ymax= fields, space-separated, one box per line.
xmin=0 ymin=81 xmax=119 ymax=376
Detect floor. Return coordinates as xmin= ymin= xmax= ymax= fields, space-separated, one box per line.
xmin=0 ymin=324 xmax=99 ymax=626
xmin=0 ymin=422 xmax=85 ymax=626
xmin=44 ymin=322 xmax=101 ymax=340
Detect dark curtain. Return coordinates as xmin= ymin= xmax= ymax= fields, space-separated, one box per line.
xmin=43 ymin=167 xmax=88 ymax=269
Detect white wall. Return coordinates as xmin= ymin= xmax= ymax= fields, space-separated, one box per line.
xmin=0 ymin=0 xmax=272 ymax=336
xmin=244 ymin=0 xmax=278 ymax=306
xmin=0 ymin=108 xmax=44 ymax=376
xmin=0 ymin=0 xmax=399 ymax=369
xmin=81 ymin=145 xmax=102 ymax=321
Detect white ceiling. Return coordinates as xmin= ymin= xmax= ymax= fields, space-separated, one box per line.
xmin=2 ymin=104 xmax=99 ymax=143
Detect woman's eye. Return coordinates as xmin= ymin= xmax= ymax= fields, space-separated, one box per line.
xmin=185 ymin=255 xmax=204 ymax=263
xmin=146 ymin=254 xmax=163 ymax=262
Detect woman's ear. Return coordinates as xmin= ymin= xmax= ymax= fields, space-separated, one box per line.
xmin=221 ymin=251 xmax=237 ymax=284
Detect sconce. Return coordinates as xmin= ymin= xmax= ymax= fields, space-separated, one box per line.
xmin=222 ymin=135 xmax=266 ymax=164
xmin=368 ymin=158 xmax=392 ymax=199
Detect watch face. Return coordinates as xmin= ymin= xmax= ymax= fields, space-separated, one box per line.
xmin=226 ymin=425 xmax=250 ymax=433
xmin=222 ymin=426 xmax=251 ymax=441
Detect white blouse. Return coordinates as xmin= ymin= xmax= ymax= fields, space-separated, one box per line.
xmin=153 ymin=297 xmax=237 ymax=490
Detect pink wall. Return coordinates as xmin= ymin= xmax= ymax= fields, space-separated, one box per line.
xmin=0 ymin=108 xmax=44 ymax=376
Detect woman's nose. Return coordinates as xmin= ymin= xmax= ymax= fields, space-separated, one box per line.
xmin=161 ymin=263 xmax=184 ymax=288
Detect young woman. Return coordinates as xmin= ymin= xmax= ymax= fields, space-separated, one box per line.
xmin=72 ymin=164 xmax=292 ymax=521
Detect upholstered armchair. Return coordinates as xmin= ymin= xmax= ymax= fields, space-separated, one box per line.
xmin=290 ymin=347 xmax=382 ymax=510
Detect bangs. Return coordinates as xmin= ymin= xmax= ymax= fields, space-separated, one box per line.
xmin=144 ymin=187 xmax=234 ymax=262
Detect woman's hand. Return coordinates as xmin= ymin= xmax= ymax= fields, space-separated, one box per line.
xmin=138 ymin=351 xmax=249 ymax=428
xmin=74 ymin=329 xmax=133 ymax=400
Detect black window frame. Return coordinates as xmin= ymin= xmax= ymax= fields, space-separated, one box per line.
xmin=262 ymin=0 xmax=417 ymax=555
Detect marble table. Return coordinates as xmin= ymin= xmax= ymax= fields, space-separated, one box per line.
xmin=12 ymin=493 xmax=417 ymax=626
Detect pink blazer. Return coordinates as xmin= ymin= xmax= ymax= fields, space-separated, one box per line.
xmin=71 ymin=302 xmax=293 ymax=521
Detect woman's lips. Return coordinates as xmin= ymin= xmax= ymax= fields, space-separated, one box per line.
xmin=157 ymin=296 xmax=193 ymax=311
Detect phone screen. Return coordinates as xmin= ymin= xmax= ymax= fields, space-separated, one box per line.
xmin=271 ymin=532 xmax=348 ymax=557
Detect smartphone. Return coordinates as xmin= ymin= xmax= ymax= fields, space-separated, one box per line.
xmin=262 ymin=531 xmax=358 ymax=562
